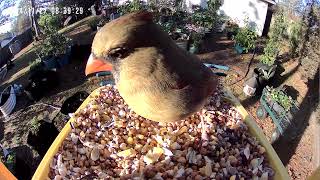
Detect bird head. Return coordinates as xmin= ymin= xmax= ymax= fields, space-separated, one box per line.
xmin=85 ymin=11 xmax=168 ymax=81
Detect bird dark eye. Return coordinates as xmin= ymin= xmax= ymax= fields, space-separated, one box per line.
xmin=107 ymin=47 xmax=129 ymax=61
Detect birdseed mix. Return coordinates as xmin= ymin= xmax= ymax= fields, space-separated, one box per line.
xmin=49 ymin=85 xmax=274 ymax=180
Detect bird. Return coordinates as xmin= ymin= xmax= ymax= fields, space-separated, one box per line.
xmin=85 ymin=11 xmax=218 ymax=122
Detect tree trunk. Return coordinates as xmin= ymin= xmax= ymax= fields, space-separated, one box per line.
xmin=30 ymin=0 xmax=40 ymax=40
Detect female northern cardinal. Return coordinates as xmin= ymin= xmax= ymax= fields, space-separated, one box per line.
xmin=85 ymin=11 xmax=218 ymax=122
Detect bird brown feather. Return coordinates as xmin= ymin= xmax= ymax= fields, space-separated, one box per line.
xmin=91 ymin=11 xmax=218 ymax=122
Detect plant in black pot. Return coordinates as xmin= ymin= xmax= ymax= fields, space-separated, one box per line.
xmin=257 ymin=39 xmax=279 ymax=80
xmin=243 ymin=39 xmax=279 ymax=96
xmin=27 ymin=117 xmax=59 ymax=157
xmin=171 ymin=31 xmax=189 ymax=50
xmin=233 ymin=22 xmax=257 ymax=54
xmin=36 ymin=32 xmax=72 ymax=69
xmin=256 ymin=64 xmax=277 ymax=84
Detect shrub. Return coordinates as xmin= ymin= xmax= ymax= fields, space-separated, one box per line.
xmin=289 ymin=21 xmax=302 ymax=57
xmin=234 ymin=26 xmax=257 ymax=53
xmin=29 ymin=117 xmax=41 ymax=134
xmin=269 ymin=7 xmax=287 ymax=42
xmin=259 ymin=39 xmax=279 ymax=66
xmin=298 ymin=2 xmax=320 ymax=81
xmin=36 ymin=32 xmax=72 ymax=59
xmin=259 ymin=8 xmax=287 ymax=65
xmin=191 ymin=10 xmax=215 ymax=30
xmin=119 ymin=0 xmax=145 ymax=15
xmin=38 ymin=12 xmax=62 ymax=33
xmin=207 ymin=0 xmax=222 ymax=15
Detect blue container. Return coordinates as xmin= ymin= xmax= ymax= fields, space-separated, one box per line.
xmin=235 ymin=43 xmax=245 ymax=54
xmin=203 ymin=63 xmax=230 ymax=71
xmin=43 ymin=56 xmax=59 ymax=70
xmin=57 ymin=47 xmax=71 ymax=68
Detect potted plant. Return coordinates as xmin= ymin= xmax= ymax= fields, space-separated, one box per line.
xmin=36 ymin=32 xmax=72 ymax=69
xmin=244 ymin=64 xmax=277 ymax=97
xmin=189 ymin=32 xmax=203 ymax=54
xmin=266 ymin=86 xmax=296 ymax=115
xmin=233 ymin=26 xmax=257 ymax=54
xmin=257 ymin=64 xmax=277 ymax=82
xmin=252 ymin=39 xmax=279 ymax=85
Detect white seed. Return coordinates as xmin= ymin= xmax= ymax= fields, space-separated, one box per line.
xmin=250 ymin=158 xmax=259 ymax=169
xmin=244 ymin=146 xmax=250 ymax=159
xmin=170 ymin=142 xmax=181 ymax=150
xmin=119 ymin=110 xmax=126 ymax=117
xmin=91 ymin=148 xmax=100 ymax=161
xmin=70 ymin=133 xmax=78 ymax=144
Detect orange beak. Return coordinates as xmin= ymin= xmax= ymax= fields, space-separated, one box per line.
xmin=85 ymin=53 xmax=113 ymax=76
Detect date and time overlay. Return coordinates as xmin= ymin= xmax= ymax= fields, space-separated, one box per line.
xmin=22 ymin=6 xmax=90 ymax=15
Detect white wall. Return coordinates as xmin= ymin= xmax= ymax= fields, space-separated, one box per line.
xmin=219 ymin=0 xmax=268 ymax=36
xmin=184 ymin=0 xmax=269 ymax=36
xmin=113 ymin=0 xmax=269 ymax=36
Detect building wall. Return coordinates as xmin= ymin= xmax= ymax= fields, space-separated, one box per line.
xmin=112 ymin=0 xmax=269 ymax=36
xmin=183 ymin=0 xmax=269 ymax=36
xmin=0 ymin=28 xmax=33 ymax=68
xmin=219 ymin=0 xmax=268 ymax=36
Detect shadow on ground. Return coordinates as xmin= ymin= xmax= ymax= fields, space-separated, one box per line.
xmin=272 ymin=69 xmax=319 ymax=165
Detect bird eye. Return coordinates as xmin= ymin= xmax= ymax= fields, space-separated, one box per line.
xmin=107 ymin=47 xmax=129 ymax=61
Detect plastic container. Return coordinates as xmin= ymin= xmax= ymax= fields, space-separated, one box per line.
xmin=0 ymin=85 xmax=16 ymax=118
xmin=32 ymin=87 xmax=290 ymax=180
xmin=235 ymin=43 xmax=244 ymax=54
xmin=57 ymin=47 xmax=72 ymax=68
xmin=43 ymin=57 xmax=59 ymax=70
